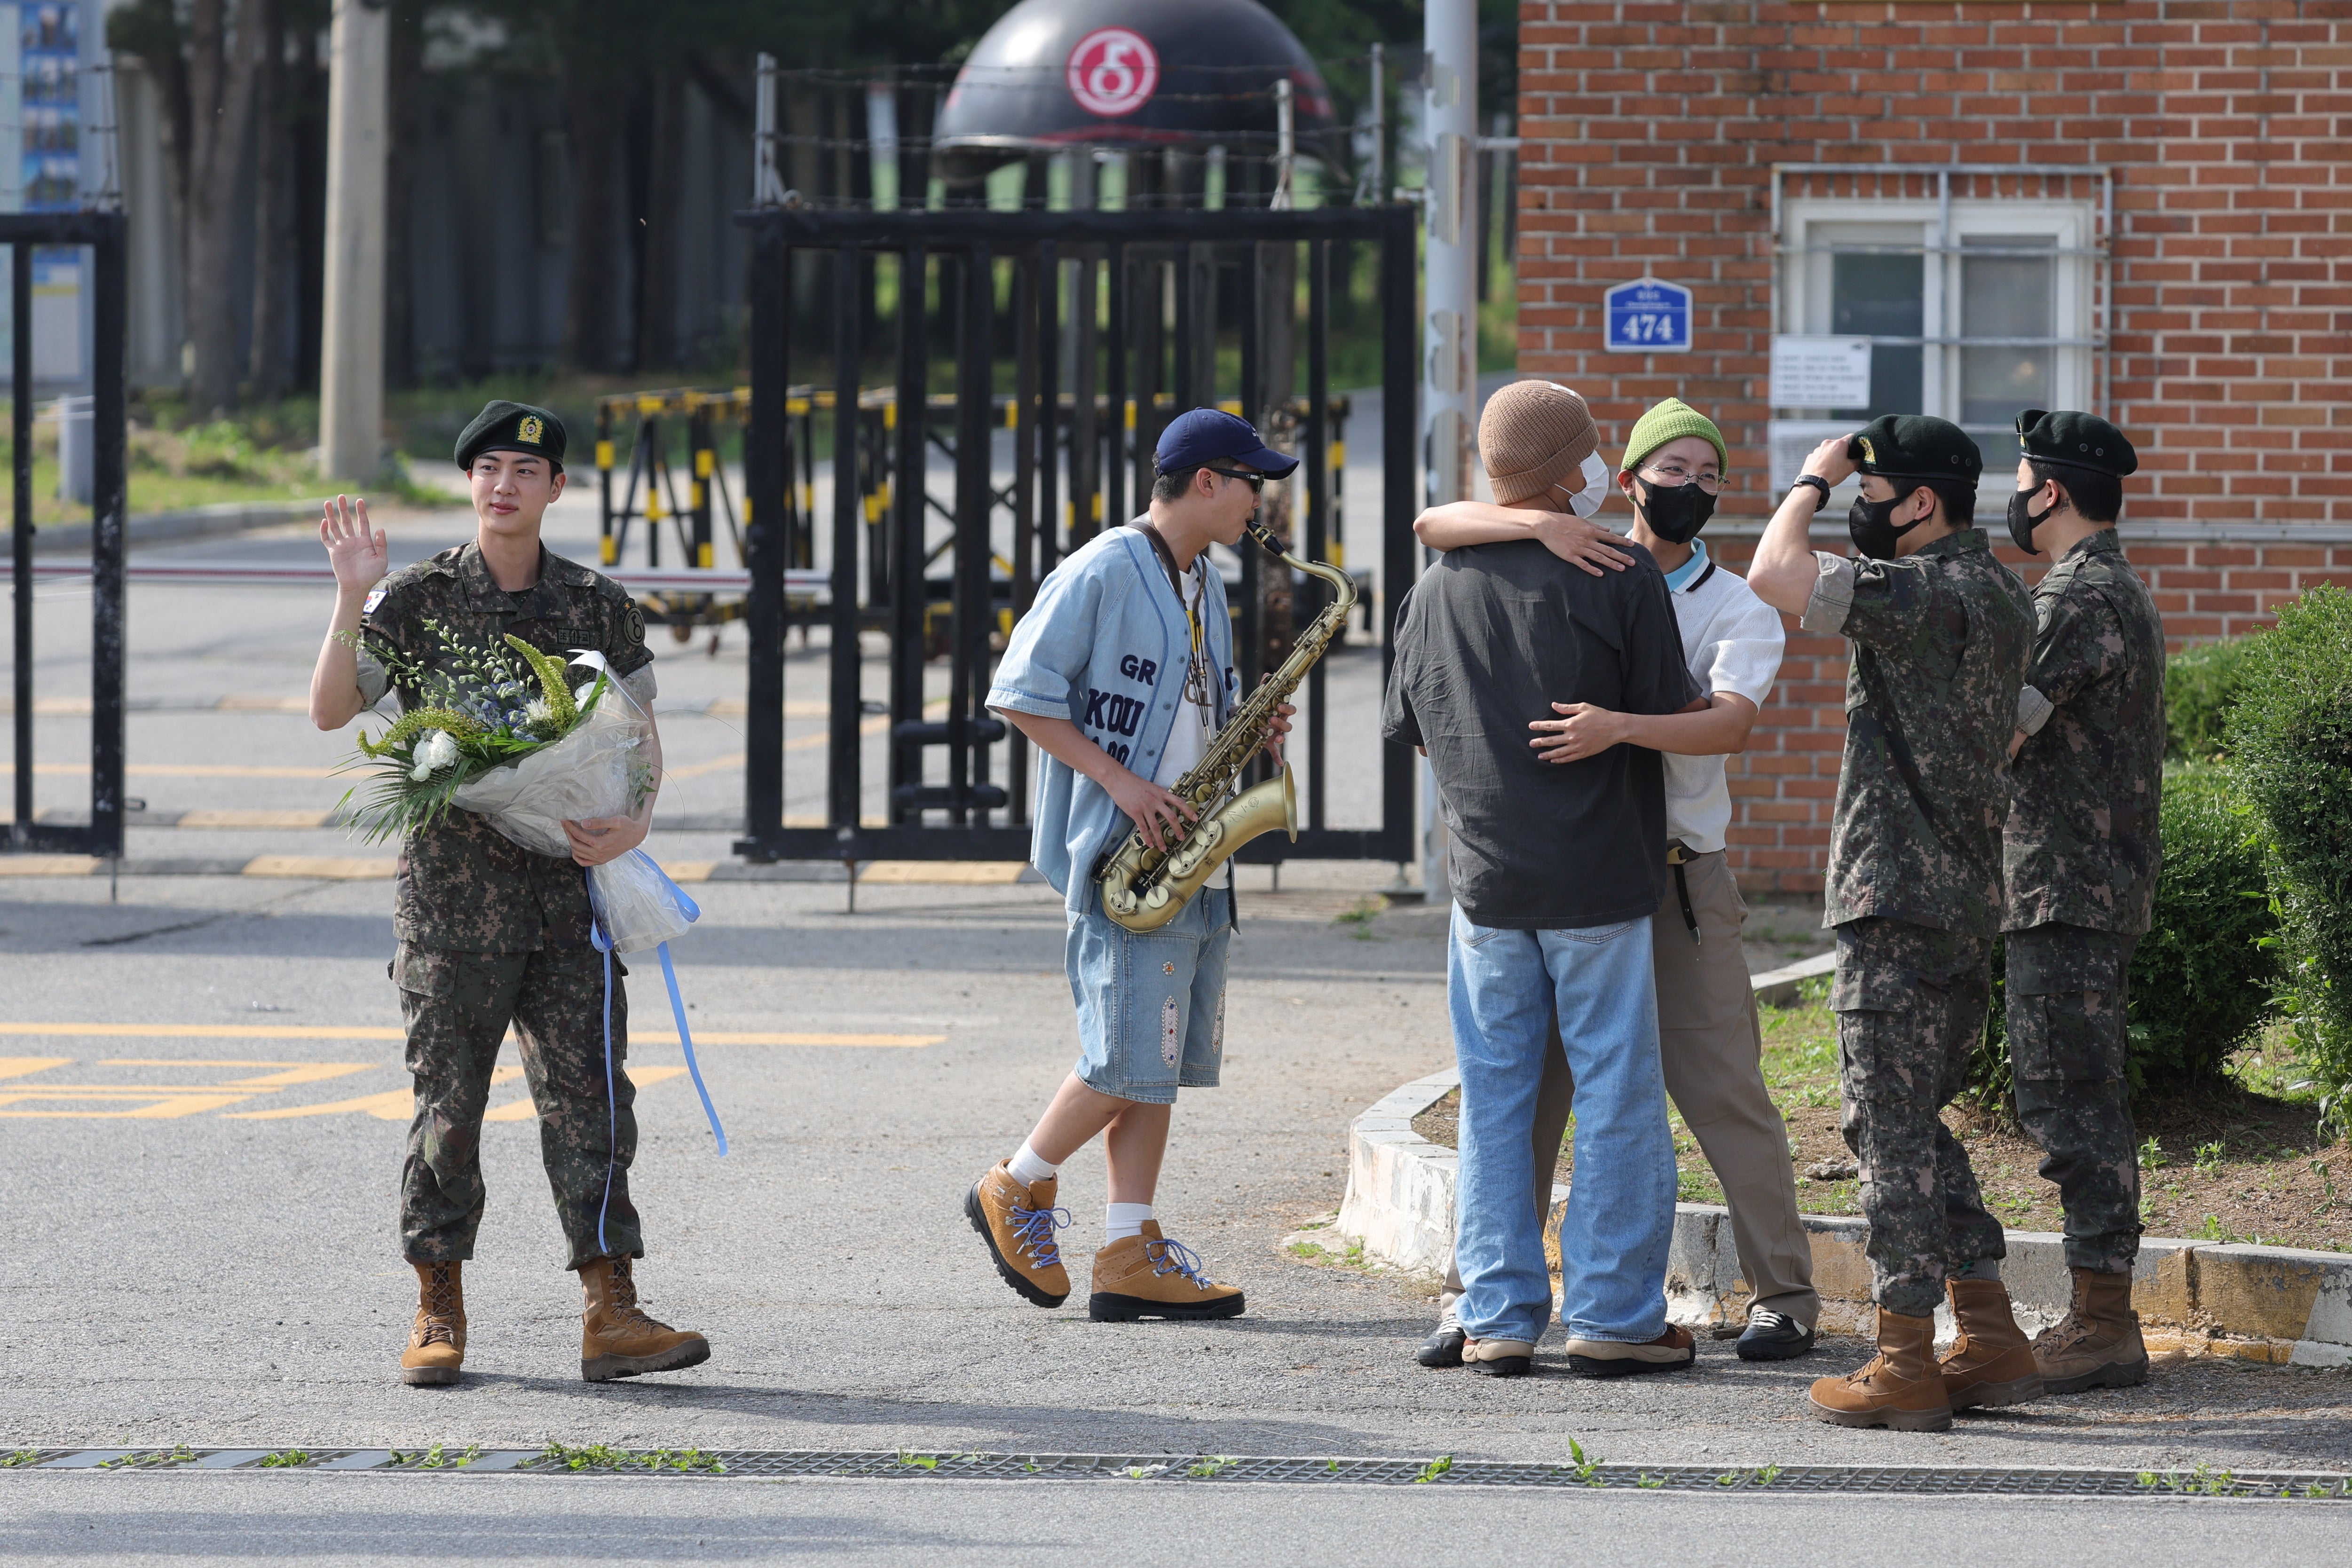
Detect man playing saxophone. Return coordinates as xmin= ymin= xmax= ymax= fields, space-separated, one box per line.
xmin=971 ymin=409 xmax=1297 ymax=1323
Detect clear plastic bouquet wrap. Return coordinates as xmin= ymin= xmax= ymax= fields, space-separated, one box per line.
xmin=339 ymin=627 xmax=688 ymax=953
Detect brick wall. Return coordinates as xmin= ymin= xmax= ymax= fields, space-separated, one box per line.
xmin=1515 ymin=0 xmax=2352 ymax=894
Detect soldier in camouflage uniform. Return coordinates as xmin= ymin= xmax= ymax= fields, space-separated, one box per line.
xmin=2000 ymin=410 xmax=2164 ymax=1395
xmin=307 ymin=400 xmax=709 ymax=1388
xmin=1747 ymin=415 xmax=2039 ymax=1432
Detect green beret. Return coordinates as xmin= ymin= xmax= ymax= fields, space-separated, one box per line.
xmin=1846 ymin=414 xmax=1981 ymax=487
xmin=455 ymin=400 xmax=566 ymax=472
xmin=2016 ymin=408 xmax=2137 ymax=479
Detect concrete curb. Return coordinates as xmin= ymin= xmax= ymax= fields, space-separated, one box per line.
xmin=32 ymin=500 xmax=320 ymax=557
xmin=1329 ymin=955 xmax=2352 ymax=1369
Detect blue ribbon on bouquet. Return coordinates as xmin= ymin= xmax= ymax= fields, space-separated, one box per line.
xmin=583 ymin=851 xmax=728 ymax=1259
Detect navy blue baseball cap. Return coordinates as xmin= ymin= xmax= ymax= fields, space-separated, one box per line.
xmin=1153 ymin=408 xmax=1300 ymax=479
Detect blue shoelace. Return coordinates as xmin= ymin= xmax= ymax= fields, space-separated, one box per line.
xmin=1147 ymin=1235 xmax=1215 ymax=1289
xmin=1011 ymin=1203 xmax=1071 ymax=1269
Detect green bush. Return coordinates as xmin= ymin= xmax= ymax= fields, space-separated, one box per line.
xmin=2225 ymin=585 xmax=2352 ymax=1134
xmin=2165 ymin=635 xmax=2259 ymax=762
xmin=1973 ymin=766 xmax=2277 ymax=1104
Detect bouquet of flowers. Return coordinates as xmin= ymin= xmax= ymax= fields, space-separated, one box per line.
xmin=340 ymin=619 xmax=690 ymax=952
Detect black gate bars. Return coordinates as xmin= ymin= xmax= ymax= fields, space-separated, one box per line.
xmin=5 ymin=212 xmax=128 ymax=859
xmin=732 ymin=204 xmax=1417 ymax=867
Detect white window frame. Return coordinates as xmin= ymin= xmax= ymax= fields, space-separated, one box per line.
xmin=1766 ymin=165 xmax=2111 ymax=490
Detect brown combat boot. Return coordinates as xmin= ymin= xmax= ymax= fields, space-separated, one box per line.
xmin=578 ymin=1255 xmax=711 ymax=1383
xmin=1939 ymin=1277 xmax=2046 ymax=1410
xmin=965 ymin=1160 xmax=1072 ymax=1307
xmin=2034 ymin=1266 xmax=2149 ymax=1394
xmin=400 ymin=1259 xmax=466 ymax=1387
xmin=1807 ymin=1308 xmax=1954 ymax=1432
xmin=1089 ymin=1222 xmax=1245 ymax=1322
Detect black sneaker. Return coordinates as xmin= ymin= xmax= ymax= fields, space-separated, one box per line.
xmin=1416 ymin=1301 xmax=1466 ymax=1368
xmin=1735 ymin=1308 xmax=1817 ymax=1362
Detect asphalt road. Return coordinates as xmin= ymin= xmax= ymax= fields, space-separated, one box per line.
xmin=4 ymin=501 xmax=2347 ymax=1560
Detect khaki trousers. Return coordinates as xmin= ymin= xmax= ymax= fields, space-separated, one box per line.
xmin=1444 ymin=849 xmax=1819 ymax=1324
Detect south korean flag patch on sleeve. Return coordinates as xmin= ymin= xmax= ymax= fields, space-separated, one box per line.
xmin=362 ymin=585 xmax=387 ymax=615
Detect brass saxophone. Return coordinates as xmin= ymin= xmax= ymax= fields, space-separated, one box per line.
xmin=1097 ymin=519 xmax=1358 ymax=932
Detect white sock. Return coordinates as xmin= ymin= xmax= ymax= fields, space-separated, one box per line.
xmin=1006 ymin=1142 xmax=1058 ymax=1188
xmin=1105 ymin=1202 xmax=1155 ymax=1244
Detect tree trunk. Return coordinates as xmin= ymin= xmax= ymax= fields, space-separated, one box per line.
xmin=245 ymin=0 xmax=290 ymax=397
xmin=633 ymin=70 xmax=684 ymax=373
xmin=184 ymin=0 xmax=267 ymax=414
xmin=561 ymin=69 xmax=624 ymax=373
xmin=382 ymin=3 xmax=426 ymax=388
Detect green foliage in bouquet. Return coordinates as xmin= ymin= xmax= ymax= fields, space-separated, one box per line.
xmin=339 ymin=619 xmax=610 ymax=843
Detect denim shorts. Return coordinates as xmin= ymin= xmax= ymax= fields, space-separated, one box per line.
xmin=1066 ymin=882 xmax=1234 ymax=1106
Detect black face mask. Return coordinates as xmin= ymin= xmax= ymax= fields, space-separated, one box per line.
xmin=1847 ymin=489 xmax=1926 ymax=560
xmin=1634 ymin=479 xmax=1715 ymax=545
xmin=2006 ymin=486 xmax=2056 ymax=554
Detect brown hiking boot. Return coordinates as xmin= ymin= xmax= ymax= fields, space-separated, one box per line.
xmin=964 ymin=1160 xmax=1072 ymax=1308
xmin=1089 ymin=1222 xmax=1245 ymax=1322
xmin=578 ymin=1255 xmax=711 ymax=1383
xmin=1807 ymin=1308 xmax=1954 ymax=1432
xmin=1461 ymin=1338 xmax=1536 ymax=1378
xmin=1939 ymin=1277 xmax=2046 ymax=1410
xmin=1564 ymin=1324 xmax=1697 ymax=1379
xmin=2034 ymin=1266 xmax=2149 ymax=1395
xmin=400 ymin=1259 xmax=466 ymax=1387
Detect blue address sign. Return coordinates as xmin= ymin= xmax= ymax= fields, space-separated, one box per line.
xmin=1603 ymin=277 xmax=1693 ymax=354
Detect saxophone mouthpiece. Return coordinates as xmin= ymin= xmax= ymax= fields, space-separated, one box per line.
xmin=1245 ymin=520 xmax=1286 ymax=558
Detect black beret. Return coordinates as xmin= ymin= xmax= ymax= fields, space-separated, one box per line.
xmin=1847 ymin=415 xmax=1981 ymax=487
xmin=455 ymin=400 xmax=566 ymax=472
xmin=2017 ymin=408 xmax=2137 ymax=479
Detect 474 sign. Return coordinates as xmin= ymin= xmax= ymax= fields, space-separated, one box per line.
xmin=1603 ymin=277 xmax=1694 ymax=354
xmin=1067 ymin=27 xmax=1159 ymax=118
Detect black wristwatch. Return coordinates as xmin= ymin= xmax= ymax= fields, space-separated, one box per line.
xmin=1789 ymin=474 xmax=1831 ymax=506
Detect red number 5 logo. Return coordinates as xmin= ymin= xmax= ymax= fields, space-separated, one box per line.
xmin=1066 ymin=27 xmax=1159 ymax=118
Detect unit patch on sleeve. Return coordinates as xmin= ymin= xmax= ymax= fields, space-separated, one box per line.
xmin=623 ymin=605 xmax=646 ymax=646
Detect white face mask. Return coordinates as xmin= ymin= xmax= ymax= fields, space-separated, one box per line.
xmin=1553 ymin=452 xmax=1614 ymax=519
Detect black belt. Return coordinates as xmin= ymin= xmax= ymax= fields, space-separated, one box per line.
xmin=1665 ymin=840 xmax=1701 ymax=946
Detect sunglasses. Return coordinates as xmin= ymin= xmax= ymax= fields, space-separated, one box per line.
xmin=1204 ymin=465 xmax=1266 ymax=493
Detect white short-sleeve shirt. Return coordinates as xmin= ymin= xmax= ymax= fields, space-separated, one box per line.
xmin=1658 ymin=540 xmax=1786 ymax=854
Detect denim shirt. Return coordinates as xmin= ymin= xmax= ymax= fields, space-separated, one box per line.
xmin=987 ymin=523 xmax=1238 ymax=914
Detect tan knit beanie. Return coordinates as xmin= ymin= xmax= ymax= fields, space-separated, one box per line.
xmin=1479 ymin=381 xmax=1599 ymax=505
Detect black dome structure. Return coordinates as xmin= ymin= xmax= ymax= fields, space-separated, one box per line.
xmin=930 ymin=0 xmax=1347 ymax=199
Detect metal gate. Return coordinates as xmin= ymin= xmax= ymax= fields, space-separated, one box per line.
xmin=733 ymin=204 xmax=1417 ymax=867
xmin=5 ymin=211 xmax=129 ymax=859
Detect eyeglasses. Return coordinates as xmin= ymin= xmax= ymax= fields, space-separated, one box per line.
xmin=1640 ymin=461 xmax=1722 ymax=494
xmin=1204 ymin=465 xmax=1266 ymax=493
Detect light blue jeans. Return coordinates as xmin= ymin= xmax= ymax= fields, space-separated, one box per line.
xmin=1449 ymin=904 xmax=1677 ymax=1344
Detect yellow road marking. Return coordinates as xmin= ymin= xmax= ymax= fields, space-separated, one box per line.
xmin=179 ymin=809 xmax=334 ymax=829
xmin=0 ymin=1056 xmax=72 ymax=1079
xmin=659 ymin=861 xmax=716 ymax=882
xmin=0 ymin=1091 xmax=263 ymax=1118
xmin=240 ymin=855 xmax=394 ymax=880
xmin=0 ymin=856 xmax=98 ymax=876
xmin=101 ymin=1059 xmax=376 ymax=1088
xmin=669 ymin=714 xmax=893 ymax=780
xmin=0 ymin=1023 xmax=940 ymax=1047
xmin=858 ymin=861 xmax=1026 ymax=885
xmin=230 ymin=1065 xmax=525 ymax=1122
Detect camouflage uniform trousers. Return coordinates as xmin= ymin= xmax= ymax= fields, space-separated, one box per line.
xmin=395 ymin=942 xmax=641 ymax=1271
xmin=2005 ymin=922 xmax=2142 ymax=1274
xmin=1832 ymin=917 xmax=2007 ymax=1318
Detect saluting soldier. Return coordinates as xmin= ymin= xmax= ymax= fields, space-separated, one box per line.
xmin=306 ymin=400 xmax=710 ymax=1388
xmin=2000 ymin=410 xmax=2164 ymax=1396
xmin=1748 ymin=416 xmax=2039 ymax=1433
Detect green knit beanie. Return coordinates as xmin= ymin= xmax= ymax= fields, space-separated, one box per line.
xmin=1620 ymin=397 xmax=1728 ymax=477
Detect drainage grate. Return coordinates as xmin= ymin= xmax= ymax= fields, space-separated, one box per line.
xmin=6 ymin=1446 xmax=2350 ymax=1498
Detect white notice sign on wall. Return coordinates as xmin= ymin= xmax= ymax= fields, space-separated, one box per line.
xmin=1770 ymin=336 xmax=1872 ymax=409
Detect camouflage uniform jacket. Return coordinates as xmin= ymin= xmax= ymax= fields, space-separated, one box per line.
xmin=2004 ymin=529 xmax=2167 ymax=935
xmin=1802 ymin=528 xmax=2034 ymax=938
xmin=357 ymin=542 xmax=654 ymax=952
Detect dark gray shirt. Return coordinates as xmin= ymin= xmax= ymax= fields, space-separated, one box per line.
xmin=1382 ymin=538 xmax=1700 ymax=929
